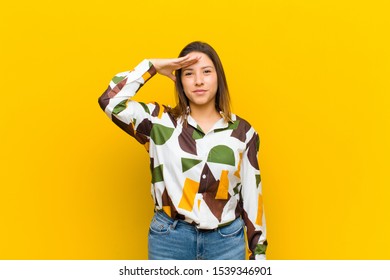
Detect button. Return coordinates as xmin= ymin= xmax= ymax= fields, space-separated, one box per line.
xmin=202 ymin=174 xmax=206 ymax=179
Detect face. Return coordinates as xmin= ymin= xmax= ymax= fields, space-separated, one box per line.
xmin=181 ymin=52 xmax=218 ymax=110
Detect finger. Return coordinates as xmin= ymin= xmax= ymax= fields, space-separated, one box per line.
xmin=179 ymin=59 xmax=199 ymax=69
xmin=174 ymin=54 xmax=191 ymax=64
xmin=177 ymin=55 xmax=200 ymax=68
xmin=183 ymin=54 xmax=200 ymax=63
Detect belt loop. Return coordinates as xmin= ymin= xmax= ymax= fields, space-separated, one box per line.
xmin=171 ymin=220 xmax=179 ymax=230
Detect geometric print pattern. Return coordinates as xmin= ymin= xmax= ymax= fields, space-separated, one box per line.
xmin=98 ymin=59 xmax=267 ymax=260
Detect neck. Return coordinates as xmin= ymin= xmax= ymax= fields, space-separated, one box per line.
xmin=188 ymin=103 xmax=222 ymax=133
xmin=189 ymin=103 xmax=220 ymax=122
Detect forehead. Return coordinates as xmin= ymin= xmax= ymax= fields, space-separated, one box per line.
xmin=183 ymin=52 xmax=215 ymax=69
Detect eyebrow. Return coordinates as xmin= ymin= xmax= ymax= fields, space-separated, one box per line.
xmin=182 ymin=66 xmax=214 ymax=71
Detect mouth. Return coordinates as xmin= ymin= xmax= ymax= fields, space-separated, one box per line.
xmin=193 ymin=89 xmax=207 ymax=93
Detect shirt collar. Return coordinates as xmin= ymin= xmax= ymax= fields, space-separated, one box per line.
xmin=186 ymin=113 xmax=237 ymax=133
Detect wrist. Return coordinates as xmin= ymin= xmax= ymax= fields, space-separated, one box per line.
xmin=148 ymin=59 xmax=160 ymax=71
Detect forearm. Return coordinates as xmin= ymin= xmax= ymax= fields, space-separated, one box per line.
xmin=98 ymin=59 xmax=158 ymax=144
xmin=98 ymin=59 xmax=156 ymax=116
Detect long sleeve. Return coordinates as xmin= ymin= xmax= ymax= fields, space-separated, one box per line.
xmin=98 ymin=59 xmax=157 ymax=147
xmin=240 ymin=130 xmax=267 ymax=260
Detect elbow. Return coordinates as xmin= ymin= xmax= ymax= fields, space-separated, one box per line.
xmin=98 ymin=95 xmax=106 ymax=111
xmin=98 ymin=87 xmax=110 ymax=111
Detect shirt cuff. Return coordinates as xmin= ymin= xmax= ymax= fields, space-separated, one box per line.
xmin=133 ymin=59 xmax=157 ymax=83
xmin=255 ymin=254 xmax=266 ymax=260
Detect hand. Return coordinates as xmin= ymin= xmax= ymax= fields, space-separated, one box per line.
xmin=149 ymin=54 xmax=200 ymax=81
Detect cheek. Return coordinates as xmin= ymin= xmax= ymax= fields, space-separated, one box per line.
xmin=181 ymin=79 xmax=190 ymax=93
xmin=209 ymin=76 xmax=218 ymax=92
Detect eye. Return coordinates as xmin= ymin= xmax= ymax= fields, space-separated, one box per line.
xmin=204 ymin=69 xmax=212 ymax=74
xmin=184 ymin=72 xmax=193 ymax=76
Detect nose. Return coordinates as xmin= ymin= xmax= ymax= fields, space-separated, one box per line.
xmin=194 ymin=73 xmax=204 ymax=86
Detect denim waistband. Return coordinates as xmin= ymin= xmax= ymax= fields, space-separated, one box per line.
xmin=154 ymin=210 xmax=237 ymax=232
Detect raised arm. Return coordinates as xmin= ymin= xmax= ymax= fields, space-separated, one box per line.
xmin=98 ymin=55 xmax=200 ymax=146
xmin=98 ymin=59 xmax=158 ymax=146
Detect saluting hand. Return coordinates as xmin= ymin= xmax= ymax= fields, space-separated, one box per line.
xmin=149 ymin=54 xmax=200 ymax=81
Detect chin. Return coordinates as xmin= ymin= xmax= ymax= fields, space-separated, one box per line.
xmin=191 ymin=98 xmax=214 ymax=105
xmin=191 ymin=101 xmax=211 ymax=107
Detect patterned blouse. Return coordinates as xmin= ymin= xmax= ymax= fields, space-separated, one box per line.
xmin=98 ymin=59 xmax=267 ymax=260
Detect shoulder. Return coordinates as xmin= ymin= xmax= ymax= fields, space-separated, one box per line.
xmin=231 ymin=113 xmax=258 ymax=133
xmin=232 ymin=113 xmax=253 ymax=128
xmin=229 ymin=113 xmax=258 ymax=144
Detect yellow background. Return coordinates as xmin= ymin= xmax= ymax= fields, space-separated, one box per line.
xmin=1 ymin=0 xmax=389 ymax=259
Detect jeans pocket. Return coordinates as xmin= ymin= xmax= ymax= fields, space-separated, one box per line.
xmin=149 ymin=213 xmax=172 ymax=235
xmin=217 ymin=218 xmax=244 ymax=238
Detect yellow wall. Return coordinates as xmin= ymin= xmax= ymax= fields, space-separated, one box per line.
xmin=1 ymin=0 xmax=389 ymax=259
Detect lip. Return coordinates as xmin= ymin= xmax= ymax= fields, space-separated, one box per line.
xmin=193 ymin=89 xmax=207 ymax=93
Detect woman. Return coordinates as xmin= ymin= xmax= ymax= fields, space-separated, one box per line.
xmin=98 ymin=41 xmax=267 ymax=260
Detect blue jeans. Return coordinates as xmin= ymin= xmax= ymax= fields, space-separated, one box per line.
xmin=148 ymin=210 xmax=246 ymax=260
